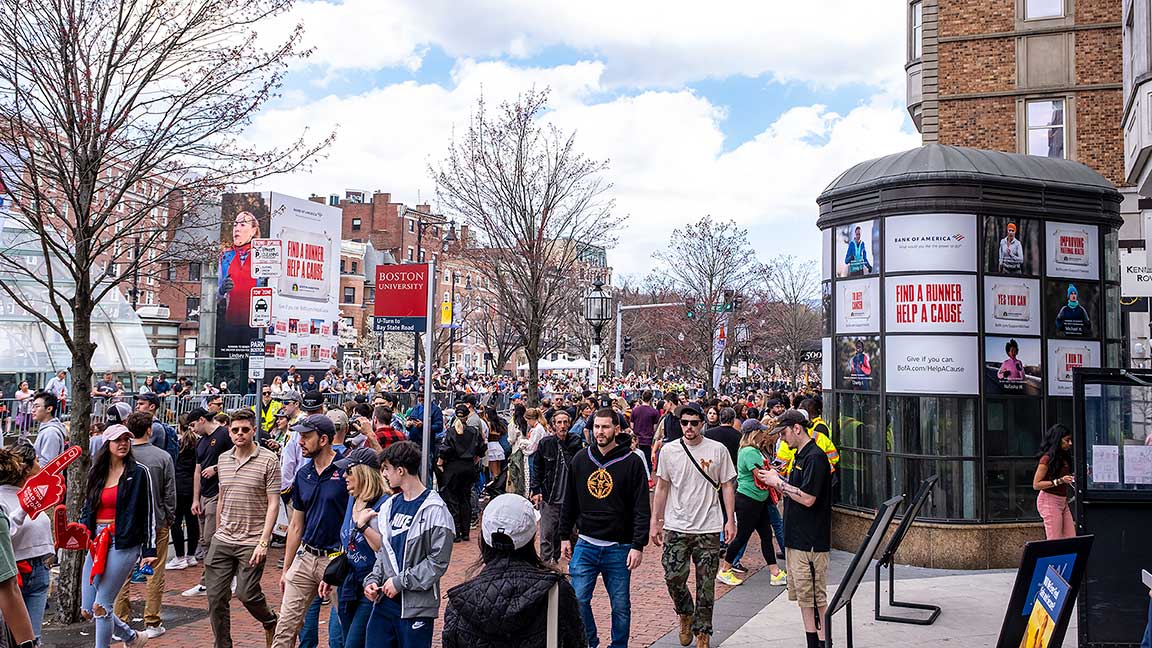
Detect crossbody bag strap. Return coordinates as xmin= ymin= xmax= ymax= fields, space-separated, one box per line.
xmin=679 ymin=439 xmax=720 ymax=492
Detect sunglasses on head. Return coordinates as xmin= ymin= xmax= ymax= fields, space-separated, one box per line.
xmin=680 ymin=418 xmax=703 ymax=427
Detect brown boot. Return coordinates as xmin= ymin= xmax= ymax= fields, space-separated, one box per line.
xmin=264 ymin=612 xmax=278 ymax=648
xmin=678 ymin=614 xmax=693 ymax=646
xmin=696 ymin=632 xmax=710 ymax=648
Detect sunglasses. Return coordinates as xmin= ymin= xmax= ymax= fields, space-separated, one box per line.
xmin=680 ymin=418 xmax=703 ymax=427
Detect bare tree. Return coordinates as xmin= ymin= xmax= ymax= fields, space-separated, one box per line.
xmin=432 ymin=89 xmax=618 ymax=405
xmin=759 ymin=255 xmax=821 ymax=385
xmin=0 ymin=0 xmax=329 ymax=621
xmin=651 ymin=216 xmax=760 ymax=386
xmin=474 ymin=303 xmax=522 ymax=373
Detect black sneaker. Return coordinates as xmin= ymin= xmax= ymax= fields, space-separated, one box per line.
xmin=731 ymin=562 xmax=748 ymax=574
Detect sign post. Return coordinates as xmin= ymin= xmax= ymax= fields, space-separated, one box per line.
xmin=249 ymin=285 xmax=273 ymax=430
xmin=251 ymin=239 xmax=282 ymax=278
xmin=589 ymin=344 xmax=601 ymax=391
xmin=421 ymin=261 xmax=436 ymax=485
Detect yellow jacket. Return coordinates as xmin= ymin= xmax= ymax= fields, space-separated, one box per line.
xmin=261 ymin=399 xmax=282 ymax=434
xmin=777 ymin=418 xmax=840 ymax=474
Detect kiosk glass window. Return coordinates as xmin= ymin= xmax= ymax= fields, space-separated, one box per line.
xmin=1105 ymin=285 xmax=1120 ymax=339
xmin=1083 ymin=382 xmax=1152 ymax=492
xmin=837 ymin=392 xmax=881 ymax=450
xmin=986 ymin=397 xmax=1044 ymax=457
xmin=838 ymin=450 xmax=882 ymax=510
xmin=888 ymin=396 xmax=977 ymax=457
xmin=986 ymin=458 xmax=1041 ymax=520
xmin=888 ymin=457 xmax=980 ymax=520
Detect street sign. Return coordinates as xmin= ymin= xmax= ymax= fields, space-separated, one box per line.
xmin=589 ymin=344 xmax=601 ymax=391
xmin=251 ymin=239 xmax=282 ymax=278
xmin=250 ymin=287 xmax=273 ymax=327
xmin=801 ymin=349 xmax=824 ymax=363
xmin=375 ymin=264 xmax=430 ymax=330
xmin=248 ymin=353 xmax=265 ymax=380
xmin=373 ymin=316 xmax=426 ymax=333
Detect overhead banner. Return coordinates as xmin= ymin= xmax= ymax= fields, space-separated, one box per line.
xmin=1046 ymin=222 xmax=1099 ymax=280
xmin=835 ymin=277 xmax=879 ymax=334
xmin=1047 ymin=341 xmax=1100 ymax=396
xmin=1120 ymin=250 xmax=1152 ymax=297
xmin=374 ymin=264 xmax=430 ymax=333
xmin=885 ymin=274 xmax=977 ymax=334
xmin=884 ymin=213 xmax=976 ymax=273
xmin=984 ymin=277 xmax=1041 ymax=336
xmin=885 ymin=334 xmax=979 ymax=395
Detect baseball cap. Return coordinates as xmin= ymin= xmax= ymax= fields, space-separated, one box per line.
xmin=291 ymin=413 xmax=336 ymax=438
xmin=675 ymin=403 xmax=705 ymax=419
xmin=186 ymin=407 xmax=211 ymax=422
xmin=334 ymin=447 xmax=380 ymax=471
xmin=102 ymin=424 xmax=133 ymax=442
xmin=273 ymin=409 xmax=290 ymax=419
xmin=326 ymin=409 xmax=349 ymax=435
xmin=481 ymin=494 xmax=538 ymax=550
xmin=301 ymin=390 xmax=325 ymax=412
xmin=278 ymin=390 xmax=301 ymax=403
xmin=771 ymin=409 xmax=811 ymax=433
xmin=137 ymin=392 xmax=161 ymax=407
xmin=740 ymin=418 xmax=767 ymax=435
xmin=105 ymin=402 xmax=132 ymax=425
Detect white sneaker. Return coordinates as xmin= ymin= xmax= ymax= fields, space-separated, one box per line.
xmin=144 ymin=626 xmax=167 ymax=639
xmin=185 ymin=555 xmax=198 ymax=567
xmin=165 ymin=556 xmax=187 ymax=571
xmin=231 ymin=576 xmax=237 ymax=594
xmin=125 ymin=630 xmax=149 ymax=648
xmin=180 ymin=584 xmax=206 ymax=597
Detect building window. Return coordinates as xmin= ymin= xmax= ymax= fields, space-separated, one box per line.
xmin=188 ymin=262 xmax=201 ymax=281
xmin=145 ymin=291 xmax=155 ymax=305
xmin=1024 ymin=0 xmax=1063 ymax=19
xmin=408 ymin=220 xmax=415 ymax=233
xmin=186 ymin=297 xmax=201 ymax=320
xmin=365 ymin=287 xmax=375 ymax=302
xmin=351 ymin=218 xmax=361 ymax=231
xmin=407 ymin=247 xmax=414 ymax=261
xmin=351 ymin=261 xmax=358 ymax=274
xmin=163 ymin=263 xmax=173 ymax=280
xmin=183 ymin=337 xmax=197 ymax=366
xmin=1025 ymin=99 xmax=1066 ymax=158
xmin=910 ymin=2 xmax=923 ymax=60
xmin=340 ymin=259 xmax=347 ymax=273
xmin=419 ymin=250 xmax=425 ymax=262
xmin=343 ymin=286 xmax=356 ymax=303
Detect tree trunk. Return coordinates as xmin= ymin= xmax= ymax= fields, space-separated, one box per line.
xmin=527 ymin=332 xmax=540 ymax=407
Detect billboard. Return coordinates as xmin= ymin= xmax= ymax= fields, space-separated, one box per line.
xmin=985 ymin=216 xmax=1042 ymax=276
xmin=1047 ymin=341 xmax=1100 ymax=397
xmin=985 ymin=277 xmax=1041 ymax=336
xmin=1045 ymin=222 xmax=1099 ymax=280
xmin=215 ymin=193 xmax=271 ymax=359
xmin=984 ymin=336 xmax=1042 ymax=396
xmin=1044 ymin=279 xmax=1099 ymax=339
xmin=885 ymin=213 xmax=976 ymax=273
xmin=885 ymin=334 xmax=979 ymax=395
xmin=884 ymin=274 xmax=977 ymax=334
xmin=835 ymin=277 xmax=879 ymax=334
xmin=836 ymin=335 xmax=880 ymax=391
xmin=836 ymin=219 xmax=880 ymax=278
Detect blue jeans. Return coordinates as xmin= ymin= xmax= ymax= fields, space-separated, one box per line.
xmin=365 ymin=596 xmax=434 ymax=647
xmin=338 ymin=591 xmax=372 ymax=648
xmin=20 ymin=558 xmax=50 ymax=641
xmin=81 ymin=527 xmax=141 ymax=648
xmin=1142 ymin=595 xmax=1152 ymax=648
xmin=569 ymin=539 xmax=632 ymax=648
xmin=767 ymin=500 xmax=785 ymax=561
xmin=299 ymin=594 xmax=342 ymax=648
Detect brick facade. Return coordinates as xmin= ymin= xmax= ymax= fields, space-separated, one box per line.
xmin=938 ymin=38 xmax=1016 ymax=95
xmin=1075 ymin=89 xmax=1125 ymax=185
xmin=937 ymin=0 xmax=1013 ymax=37
xmin=938 ymin=97 xmax=1018 ymax=150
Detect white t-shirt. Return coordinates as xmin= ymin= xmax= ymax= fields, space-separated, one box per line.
xmin=655 ymin=437 xmax=736 ymax=534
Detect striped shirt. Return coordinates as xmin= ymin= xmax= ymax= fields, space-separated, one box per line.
xmin=215 ymin=446 xmax=280 ymax=545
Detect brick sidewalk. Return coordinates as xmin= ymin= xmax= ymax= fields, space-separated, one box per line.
xmin=47 ymin=535 xmax=767 ymax=647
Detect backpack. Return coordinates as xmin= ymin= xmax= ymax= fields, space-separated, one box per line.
xmin=155 ymin=421 xmax=179 ymax=463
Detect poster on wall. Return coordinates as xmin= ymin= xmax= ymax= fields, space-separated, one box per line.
xmin=821 ymin=337 xmax=832 ymax=388
xmin=1047 ymin=341 xmax=1100 ymax=396
xmin=1046 ymin=222 xmax=1099 ymax=280
xmin=262 ymin=193 xmax=342 ymax=370
xmin=884 ymin=213 xmax=976 ymax=272
xmin=835 ymin=277 xmax=879 ymax=333
xmin=984 ymin=216 xmax=1042 ymax=276
xmin=1119 ymin=250 xmax=1152 ymax=297
xmin=984 ymin=336 xmax=1042 ymax=396
xmin=984 ymin=276 xmax=1041 ymax=335
xmin=884 ymin=274 xmax=977 ymax=333
xmin=215 ymin=193 xmax=271 ymax=360
xmin=836 ymin=219 xmax=880 ymax=278
xmin=822 ymin=228 xmax=832 ymax=281
xmin=836 ymin=335 xmax=881 ymax=391
xmin=1044 ymin=280 xmax=1099 ymax=339
xmin=885 ymin=334 xmax=979 ymax=395
xmin=821 ymin=282 xmax=832 ymax=335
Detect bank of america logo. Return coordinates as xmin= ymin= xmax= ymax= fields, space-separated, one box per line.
xmin=953 ymin=233 xmax=965 ymax=241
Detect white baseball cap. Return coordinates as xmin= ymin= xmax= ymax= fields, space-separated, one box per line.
xmin=481 ymin=494 xmax=538 ymax=550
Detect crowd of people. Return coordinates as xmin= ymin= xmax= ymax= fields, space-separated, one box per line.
xmin=0 ymin=365 xmax=849 ymax=648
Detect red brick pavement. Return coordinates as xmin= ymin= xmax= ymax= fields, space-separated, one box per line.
xmin=102 ymin=534 xmax=768 ymax=648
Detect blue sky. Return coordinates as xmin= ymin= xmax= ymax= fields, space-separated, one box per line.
xmin=253 ymin=0 xmax=922 ymax=278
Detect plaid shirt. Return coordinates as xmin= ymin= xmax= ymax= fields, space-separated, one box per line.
xmin=375 ymin=425 xmax=407 ymax=448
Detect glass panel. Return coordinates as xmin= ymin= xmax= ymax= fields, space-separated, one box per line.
xmin=887 ymin=396 xmax=978 ymax=456
xmin=986 ymin=397 xmax=1044 ymax=457
xmin=986 ymin=459 xmax=1041 ymax=520
xmin=836 ymin=392 xmax=882 ymax=450
xmin=1107 ymin=341 xmax=1121 ymax=368
xmin=1027 ymin=100 xmax=1064 ymax=127
xmin=1104 ymin=231 xmax=1119 ymax=282
xmin=911 ymin=2 xmax=923 ymax=59
xmin=1047 ymin=397 xmax=1073 ymax=434
xmin=821 ymin=282 xmax=832 ymax=336
xmin=888 ymin=457 xmax=980 ymax=520
xmin=1028 ymin=126 xmax=1065 ymax=158
xmin=1083 ymin=382 xmax=1152 ymax=492
xmin=1106 ymin=285 xmax=1120 ymax=339
xmin=1025 ymin=0 xmax=1064 ymax=19
xmin=837 ymin=449 xmax=882 ymax=510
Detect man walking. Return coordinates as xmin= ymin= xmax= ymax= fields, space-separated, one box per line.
xmin=530 ymin=409 xmax=583 ymax=563
xmin=269 ymin=414 xmax=348 ymax=648
xmin=135 ymin=392 xmax=178 ymax=461
xmin=30 ymin=392 xmax=67 ymax=466
xmin=185 ymin=407 xmax=234 ymax=593
xmin=560 ymin=409 xmax=650 ymax=648
xmin=650 ymin=404 xmax=736 ymax=647
xmin=762 ymin=410 xmax=833 ymax=648
xmin=204 ymin=408 xmax=281 ymax=648
xmin=114 ymin=412 xmax=176 ymax=639
xmin=630 ymin=390 xmax=660 ymax=472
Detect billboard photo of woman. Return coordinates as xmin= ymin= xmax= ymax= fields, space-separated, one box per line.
xmin=215 ymin=193 xmax=270 ymax=359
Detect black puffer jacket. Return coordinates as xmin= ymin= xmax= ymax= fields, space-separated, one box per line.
xmin=442 ymin=556 xmax=586 ymax=648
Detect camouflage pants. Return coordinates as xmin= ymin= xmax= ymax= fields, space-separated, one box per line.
xmin=661 ymin=530 xmax=721 ymax=637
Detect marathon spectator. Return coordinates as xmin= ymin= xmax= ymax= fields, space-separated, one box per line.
xmin=31 ymin=392 xmax=67 ymax=467
xmin=1033 ymin=424 xmax=1075 ymax=540
xmin=135 ymin=392 xmax=178 ymax=461
xmin=373 ymin=406 xmax=406 ymax=448
xmin=704 ymin=407 xmax=741 ymax=468
xmin=364 ymin=440 xmax=454 ymax=648
xmin=269 ymin=375 xmax=286 ymax=398
xmin=630 ymin=391 xmax=660 ymax=472
xmin=45 ymin=370 xmax=68 ymax=403
xmin=717 ymin=419 xmax=787 ymax=587
xmin=437 ymin=405 xmax=485 ymax=542
xmin=12 ymin=382 xmax=33 ymax=439
xmin=167 ymin=418 xmax=200 ymax=571
xmin=153 ymin=373 xmax=173 ymax=397
xmin=187 ymin=405 xmax=234 ymax=587
xmin=506 ymin=404 xmax=529 ymax=495
xmin=0 ymin=442 xmax=53 ymax=643
xmin=530 ymin=409 xmax=582 ymax=564
xmin=0 ymin=446 xmax=37 ymax=648
xmin=93 ymin=372 xmax=117 ymax=399
xmin=442 ymin=493 xmax=585 ymax=647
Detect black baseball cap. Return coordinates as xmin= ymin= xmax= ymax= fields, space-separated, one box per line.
xmin=675 ymin=403 xmax=705 ymax=419
xmin=772 ymin=409 xmax=810 ymax=433
xmin=186 ymin=407 xmax=211 ymax=422
xmin=334 ymin=447 xmax=380 ymax=471
xmin=291 ymin=413 xmax=336 ymax=438
xmin=301 ymin=390 xmax=325 ymax=412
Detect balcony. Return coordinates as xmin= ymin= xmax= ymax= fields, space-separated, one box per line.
xmin=907 ymin=59 xmax=924 ymax=132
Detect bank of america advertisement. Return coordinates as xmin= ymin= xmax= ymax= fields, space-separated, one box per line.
xmin=884 ymin=274 xmax=977 ymax=334
xmin=984 ymin=276 xmax=1041 ymax=336
xmin=835 ymin=277 xmax=879 ymax=334
xmin=884 ymin=213 xmax=976 ymax=273
xmin=215 ymin=192 xmax=340 ymax=369
xmin=1045 ymin=222 xmax=1099 ymax=280
xmin=1047 ymin=341 xmax=1100 ymax=397
xmin=885 ymin=335 xmax=979 ymax=395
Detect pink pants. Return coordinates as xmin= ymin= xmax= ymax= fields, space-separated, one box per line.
xmin=1036 ymin=490 xmax=1075 ymax=539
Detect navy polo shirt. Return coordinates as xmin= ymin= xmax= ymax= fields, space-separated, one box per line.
xmin=291 ymin=450 xmax=349 ymax=550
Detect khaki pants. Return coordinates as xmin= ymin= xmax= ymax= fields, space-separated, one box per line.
xmin=204 ymin=541 xmax=278 ymax=648
xmin=199 ymin=495 xmax=219 ymax=553
xmin=270 ymin=551 xmax=331 ymax=648
xmin=113 ymin=526 xmax=169 ymax=627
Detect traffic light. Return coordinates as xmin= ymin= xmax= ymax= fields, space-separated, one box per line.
xmin=623 ymin=336 xmax=633 ymax=353
xmin=685 ymin=295 xmax=696 ymax=319
xmin=722 ymin=289 xmax=734 ymax=312
xmin=733 ymin=295 xmax=744 ymax=311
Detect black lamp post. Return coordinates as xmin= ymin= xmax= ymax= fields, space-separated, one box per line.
xmin=406 ymin=216 xmax=457 ymax=370
xmin=583 ymin=280 xmax=613 ymax=388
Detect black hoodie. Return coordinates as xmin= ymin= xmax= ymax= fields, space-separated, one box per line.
xmin=442 ymin=557 xmax=586 ymax=648
xmin=559 ymin=443 xmax=650 ymax=550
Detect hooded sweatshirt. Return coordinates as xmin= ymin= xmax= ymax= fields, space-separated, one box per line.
xmin=363 ymin=488 xmax=454 ymax=619
xmin=559 ymin=443 xmax=650 ymax=550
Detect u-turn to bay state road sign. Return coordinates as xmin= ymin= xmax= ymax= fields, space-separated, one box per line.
xmin=250 ymin=287 xmax=273 ymax=327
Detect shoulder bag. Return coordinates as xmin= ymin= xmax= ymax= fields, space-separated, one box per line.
xmin=679 ymin=439 xmax=720 ymax=493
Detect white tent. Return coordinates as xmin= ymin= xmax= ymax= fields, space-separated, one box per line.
xmin=516 ymin=358 xmax=593 ymax=372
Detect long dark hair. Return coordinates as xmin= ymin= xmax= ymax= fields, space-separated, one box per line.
xmin=512 ymin=403 xmax=527 ymax=435
xmin=85 ymin=442 xmax=135 ymax=508
xmin=1038 ymin=423 xmax=1072 ymax=467
xmin=485 ymin=406 xmax=507 ymax=438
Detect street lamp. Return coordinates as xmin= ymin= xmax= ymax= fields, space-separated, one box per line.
xmin=583 ymin=280 xmax=613 ymax=389
xmin=407 ymin=213 xmax=456 ymax=370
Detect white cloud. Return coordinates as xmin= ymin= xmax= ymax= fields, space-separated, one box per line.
xmin=280 ymin=0 xmax=906 ymax=90
xmin=244 ymin=60 xmax=920 ymax=277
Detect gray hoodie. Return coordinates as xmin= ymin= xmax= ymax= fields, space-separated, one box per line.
xmin=364 ymin=488 xmax=454 ymax=619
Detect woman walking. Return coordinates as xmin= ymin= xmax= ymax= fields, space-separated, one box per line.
xmin=1033 ymin=424 xmax=1076 ymax=540
xmin=716 ymin=421 xmax=787 ymax=587
xmin=438 ymin=405 xmax=485 ymax=542
xmin=505 ymin=404 xmax=529 ymax=495
xmin=79 ymin=424 xmax=157 ymax=648
xmin=0 ymin=442 xmax=54 ymax=642
xmin=484 ymin=405 xmax=508 ymax=481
